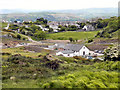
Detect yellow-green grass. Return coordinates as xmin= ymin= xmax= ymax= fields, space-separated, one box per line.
xmin=47 ymin=31 xmax=99 ymax=40
xmin=1 ymin=31 xmax=29 ymax=41
xmin=0 ymin=22 xmax=8 ymax=28
xmin=2 ymin=47 xmax=41 ymax=58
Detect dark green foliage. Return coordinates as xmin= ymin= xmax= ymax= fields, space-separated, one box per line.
xmin=69 ymin=37 xmax=73 ymax=42
xmin=1 ymin=52 xmax=11 ymax=55
xmin=34 ymin=31 xmax=46 ymax=40
xmin=77 ymin=22 xmax=86 ymax=28
xmin=60 ymin=27 xmax=66 ymax=32
xmin=17 ymin=34 xmax=21 ymax=40
xmin=88 ymin=38 xmax=93 ymax=43
xmin=9 ymin=24 xmax=19 ymax=30
xmin=23 ymin=38 xmax=26 ymax=40
xmin=48 ymin=28 xmax=53 ymax=32
xmin=2 ymin=54 xmax=119 ymax=88
xmin=44 ymin=60 xmax=60 ymax=70
xmin=36 ymin=18 xmax=48 ymax=24
xmin=96 ymin=16 xmax=118 ymax=38
xmin=104 ymin=45 xmax=119 ymax=61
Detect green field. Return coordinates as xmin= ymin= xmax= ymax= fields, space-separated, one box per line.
xmin=47 ymin=31 xmax=99 ymax=40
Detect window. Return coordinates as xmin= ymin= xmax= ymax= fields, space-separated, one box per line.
xmin=89 ymin=53 xmax=91 ymax=55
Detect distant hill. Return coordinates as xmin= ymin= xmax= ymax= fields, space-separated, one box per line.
xmin=1 ymin=8 xmax=118 ymax=21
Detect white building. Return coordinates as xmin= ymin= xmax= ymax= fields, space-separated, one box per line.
xmin=56 ymin=44 xmax=90 ymax=57
xmin=82 ymin=25 xmax=95 ymax=31
xmin=4 ymin=24 xmax=10 ymax=30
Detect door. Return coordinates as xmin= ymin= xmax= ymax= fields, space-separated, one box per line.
xmin=83 ymin=51 xmax=85 ymax=55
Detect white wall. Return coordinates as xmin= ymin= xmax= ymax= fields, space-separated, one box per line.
xmin=56 ymin=46 xmax=90 ymax=57
xmin=79 ymin=46 xmax=90 ymax=56
xmin=56 ymin=52 xmax=75 ymax=57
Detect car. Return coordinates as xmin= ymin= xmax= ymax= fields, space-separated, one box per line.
xmin=87 ymin=56 xmax=93 ymax=59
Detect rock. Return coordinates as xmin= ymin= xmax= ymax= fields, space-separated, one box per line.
xmin=10 ymin=76 xmax=16 ymax=80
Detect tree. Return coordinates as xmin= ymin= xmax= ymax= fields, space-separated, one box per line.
xmin=44 ymin=19 xmax=48 ymax=24
xmin=17 ymin=34 xmax=21 ymax=40
xmin=21 ymin=30 xmax=25 ymax=35
xmin=48 ymin=28 xmax=53 ymax=33
xmin=104 ymin=45 xmax=119 ymax=61
xmin=75 ymin=38 xmax=78 ymax=42
xmin=34 ymin=31 xmax=46 ymax=40
xmin=58 ymin=25 xmax=62 ymax=28
xmin=69 ymin=37 xmax=73 ymax=42
xmin=60 ymin=27 xmax=66 ymax=32
xmin=45 ymin=25 xmax=49 ymax=28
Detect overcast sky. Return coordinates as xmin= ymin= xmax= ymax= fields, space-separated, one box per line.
xmin=0 ymin=0 xmax=119 ymax=10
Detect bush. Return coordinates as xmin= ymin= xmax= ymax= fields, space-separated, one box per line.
xmin=88 ymin=38 xmax=93 ymax=43
xmin=17 ymin=34 xmax=21 ymax=40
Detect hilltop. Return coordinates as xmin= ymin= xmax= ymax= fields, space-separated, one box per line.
xmin=1 ymin=8 xmax=118 ymax=21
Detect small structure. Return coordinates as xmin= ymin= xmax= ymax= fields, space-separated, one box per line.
xmin=82 ymin=25 xmax=95 ymax=31
xmin=4 ymin=24 xmax=10 ymax=30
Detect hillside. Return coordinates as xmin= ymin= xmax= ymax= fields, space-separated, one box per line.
xmin=1 ymin=8 xmax=117 ymax=21
xmin=2 ymin=47 xmax=119 ymax=88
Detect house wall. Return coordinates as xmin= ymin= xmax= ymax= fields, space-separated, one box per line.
xmin=56 ymin=52 xmax=63 ymax=56
xmin=56 ymin=52 xmax=75 ymax=57
xmin=56 ymin=46 xmax=90 ymax=57
xmin=79 ymin=46 xmax=90 ymax=56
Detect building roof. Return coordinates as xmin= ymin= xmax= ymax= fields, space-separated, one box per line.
xmin=56 ymin=43 xmax=84 ymax=52
xmin=64 ymin=44 xmax=84 ymax=52
xmin=61 ymin=50 xmax=74 ymax=54
xmin=55 ymin=43 xmax=66 ymax=48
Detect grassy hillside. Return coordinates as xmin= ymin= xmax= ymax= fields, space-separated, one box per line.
xmin=1 ymin=8 xmax=117 ymax=21
xmin=47 ymin=31 xmax=99 ymax=40
xmin=0 ymin=22 xmax=7 ymax=29
xmin=2 ymin=47 xmax=119 ymax=88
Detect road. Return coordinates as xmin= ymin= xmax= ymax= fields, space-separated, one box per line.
xmin=25 ymin=36 xmax=42 ymax=44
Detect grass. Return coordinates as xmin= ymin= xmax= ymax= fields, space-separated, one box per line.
xmin=2 ymin=47 xmax=119 ymax=88
xmin=47 ymin=31 xmax=99 ymax=40
xmin=0 ymin=22 xmax=8 ymax=28
xmin=1 ymin=31 xmax=29 ymax=41
xmin=2 ymin=47 xmax=41 ymax=59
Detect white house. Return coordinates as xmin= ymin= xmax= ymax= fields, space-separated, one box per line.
xmin=82 ymin=25 xmax=95 ymax=31
xmin=53 ymin=30 xmax=58 ymax=33
xmin=56 ymin=44 xmax=90 ymax=57
xmin=4 ymin=24 xmax=10 ymax=30
xmin=36 ymin=25 xmax=50 ymax=31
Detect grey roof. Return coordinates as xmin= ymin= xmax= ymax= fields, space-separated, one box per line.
xmin=55 ymin=43 xmax=66 ymax=48
xmin=56 ymin=43 xmax=84 ymax=52
xmin=86 ymin=25 xmax=95 ymax=30
xmin=64 ymin=44 xmax=84 ymax=52
xmin=61 ymin=50 xmax=74 ymax=54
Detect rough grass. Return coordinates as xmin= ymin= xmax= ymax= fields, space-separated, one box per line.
xmin=47 ymin=31 xmax=99 ymax=40
xmin=0 ymin=22 xmax=8 ymax=28
xmin=2 ymin=51 xmax=119 ymax=88
xmin=2 ymin=47 xmax=41 ymax=58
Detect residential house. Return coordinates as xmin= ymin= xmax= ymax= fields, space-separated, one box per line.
xmin=55 ymin=44 xmax=90 ymax=57
xmin=82 ymin=25 xmax=95 ymax=31
xmin=36 ymin=25 xmax=49 ymax=31
xmin=4 ymin=24 xmax=10 ymax=30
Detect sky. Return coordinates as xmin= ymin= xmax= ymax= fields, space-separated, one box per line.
xmin=0 ymin=0 xmax=119 ymax=10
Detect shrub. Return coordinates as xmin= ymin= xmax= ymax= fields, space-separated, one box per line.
xmin=1 ymin=52 xmax=11 ymax=55
xmin=23 ymin=38 xmax=26 ymax=40
xmin=17 ymin=34 xmax=21 ymax=40
xmin=88 ymin=38 xmax=93 ymax=43
xmin=45 ymin=60 xmax=60 ymax=70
